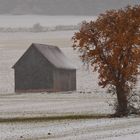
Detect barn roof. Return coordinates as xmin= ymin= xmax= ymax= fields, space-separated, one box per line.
xmin=13 ymin=43 xmax=76 ymax=70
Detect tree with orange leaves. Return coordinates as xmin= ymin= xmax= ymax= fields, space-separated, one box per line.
xmin=73 ymin=5 xmax=140 ymax=116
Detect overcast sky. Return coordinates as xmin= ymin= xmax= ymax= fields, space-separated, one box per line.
xmin=0 ymin=0 xmax=139 ymax=15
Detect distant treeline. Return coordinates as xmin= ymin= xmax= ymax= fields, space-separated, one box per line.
xmin=0 ymin=0 xmax=138 ymax=15
xmin=0 ymin=23 xmax=79 ymax=32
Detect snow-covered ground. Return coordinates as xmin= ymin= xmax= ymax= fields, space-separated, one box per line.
xmin=1 ymin=114 xmax=140 ymax=140
xmin=0 ymin=31 xmax=140 ymax=140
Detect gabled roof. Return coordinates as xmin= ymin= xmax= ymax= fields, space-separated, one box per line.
xmin=13 ymin=43 xmax=76 ymax=70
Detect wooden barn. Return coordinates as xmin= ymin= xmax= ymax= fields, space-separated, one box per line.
xmin=12 ymin=43 xmax=76 ymax=93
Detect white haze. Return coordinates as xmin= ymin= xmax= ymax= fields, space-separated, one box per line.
xmin=0 ymin=15 xmax=97 ymax=28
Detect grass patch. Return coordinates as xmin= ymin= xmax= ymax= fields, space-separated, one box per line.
xmin=0 ymin=114 xmax=113 ymax=123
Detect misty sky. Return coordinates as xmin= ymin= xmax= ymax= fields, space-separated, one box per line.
xmin=0 ymin=0 xmax=139 ymax=15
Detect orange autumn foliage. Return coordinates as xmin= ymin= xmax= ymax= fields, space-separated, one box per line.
xmin=73 ymin=5 xmax=140 ymax=116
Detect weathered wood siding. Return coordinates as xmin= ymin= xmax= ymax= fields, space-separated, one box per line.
xmin=53 ymin=69 xmax=76 ymax=91
xmin=15 ymin=46 xmax=54 ymax=92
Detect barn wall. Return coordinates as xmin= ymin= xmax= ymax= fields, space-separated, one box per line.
xmin=70 ymin=70 xmax=76 ymax=91
xmin=53 ymin=69 xmax=76 ymax=91
xmin=14 ymin=47 xmax=54 ymax=92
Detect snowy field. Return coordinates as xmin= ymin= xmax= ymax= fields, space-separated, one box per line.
xmin=0 ymin=30 xmax=140 ymax=140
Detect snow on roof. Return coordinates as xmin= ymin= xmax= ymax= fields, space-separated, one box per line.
xmin=31 ymin=43 xmax=76 ymax=70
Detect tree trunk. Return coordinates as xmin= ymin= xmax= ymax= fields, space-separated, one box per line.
xmin=116 ymin=85 xmax=128 ymax=116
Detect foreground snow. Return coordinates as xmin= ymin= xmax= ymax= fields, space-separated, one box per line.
xmin=0 ymin=92 xmax=112 ymax=118
xmin=0 ymin=92 xmax=139 ymax=140
xmin=1 ymin=115 xmax=140 ymax=140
